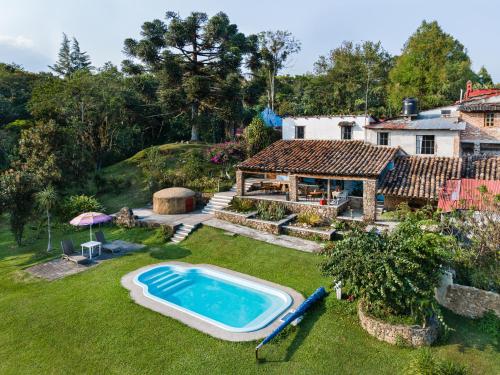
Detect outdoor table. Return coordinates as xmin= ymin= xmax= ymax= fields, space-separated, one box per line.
xmin=81 ymin=241 xmax=102 ymax=260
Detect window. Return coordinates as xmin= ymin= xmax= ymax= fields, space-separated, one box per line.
xmin=416 ymin=135 xmax=435 ymax=154
xmin=485 ymin=113 xmax=495 ymax=127
xmin=295 ymin=126 xmax=305 ymax=139
xmin=377 ymin=132 xmax=389 ymax=146
xmin=341 ymin=126 xmax=352 ymax=140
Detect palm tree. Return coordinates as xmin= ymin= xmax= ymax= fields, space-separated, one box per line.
xmin=35 ymin=185 xmax=57 ymax=252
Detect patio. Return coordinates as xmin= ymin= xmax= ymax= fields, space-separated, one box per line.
xmin=26 ymin=240 xmax=146 ymax=280
xmin=235 ymin=140 xmax=401 ymax=221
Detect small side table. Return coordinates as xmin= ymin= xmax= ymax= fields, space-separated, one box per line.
xmin=81 ymin=241 xmax=102 ymax=260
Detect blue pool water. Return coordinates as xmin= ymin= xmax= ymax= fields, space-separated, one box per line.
xmin=134 ymin=265 xmax=292 ymax=332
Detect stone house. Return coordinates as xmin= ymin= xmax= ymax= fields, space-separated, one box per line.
xmin=235 ymin=140 xmax=402 ymax=221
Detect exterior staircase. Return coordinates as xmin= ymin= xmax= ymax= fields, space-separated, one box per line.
xmin=170 ymin=223 xmax=199 ymax=243
xmin=376 ymin=201 xmax=385 ymax=218
xmin=201 ymin=191 xmax=235 ymax=214
xmin=201 ymin=177 xmax=263 ymax=214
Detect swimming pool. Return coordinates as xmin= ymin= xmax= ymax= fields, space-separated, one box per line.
xmin=133 ymin=264 xmax=293 ymax=333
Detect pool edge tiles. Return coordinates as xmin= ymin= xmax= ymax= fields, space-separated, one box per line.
xmin=121 ymin=262 xmax=305 ymax=342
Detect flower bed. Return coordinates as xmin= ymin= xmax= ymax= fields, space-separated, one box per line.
xmin=358 ymin=302 xmax=438 ymax=347
xmin=214 ymin=209 xmax=296 ymax=235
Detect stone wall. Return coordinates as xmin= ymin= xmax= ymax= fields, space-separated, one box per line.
xmin=363 ymin=179 xmax=377 ymax=222
xmin=239 ymin=196 xmax=346 ymax=219
xmin=235 ymin=170 xmax=245 ymax=196
xmin=358 ymin=302 xmax=438 ymax=347
xmin=435 ymin=274 xmax=500 ymax=318
xmin=282 ymin=225 xmax=335 ymax=241
xmin=214 ymin=209 xmax=296 ymax=235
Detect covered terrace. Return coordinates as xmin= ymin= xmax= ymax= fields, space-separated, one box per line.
xmin=236 ymin=140 xmax=400 ymax=221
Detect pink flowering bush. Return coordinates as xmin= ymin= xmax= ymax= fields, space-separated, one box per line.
xmin=207 ymin=141 xmax=245 ymax=166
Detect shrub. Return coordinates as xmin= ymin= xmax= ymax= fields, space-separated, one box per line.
xmin=297 ymin=212 xmax=323 ymax=227
xmin=406 ymin=348 xmax=469 ymax=375
xmin=475 ymin=311 xmax=500 ymax=340
xmin=143 ymin=226 xmax=173 ymax=245
xmin=321 ymin=217 xmax=452 ymax=325
xmin=441 ymin=202 xmax=500 ymax=292
xmin=242 ymin=116 xmax=280 ymax=157
xmin=62 ymin=195 xmax=104 ymax=221
xmin=228 ymin=197 xmax=255 ymax=213
xmin=256 ymin=201 xmax=287 ymax=221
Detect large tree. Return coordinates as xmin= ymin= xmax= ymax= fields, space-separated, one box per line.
xmin=476 ymin=66 xmax=493 ymax=88
xmin=29 ymin=66 xmax=140 ymax=171
xmin=256 ymin=30 xmax=301 ymax=112
xmin=123 ymin=11 xmax=251 ymax=141
xmin=388 ymin=20 xmax=475 ymax=111
xmin=49 ymin=33 xmax=92 ymax=77
xmin=0 ymin=63 xmax=38 ymax=126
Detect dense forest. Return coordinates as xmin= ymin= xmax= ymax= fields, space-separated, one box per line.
xmin=0 ymin=12 xmax=497 ymax=244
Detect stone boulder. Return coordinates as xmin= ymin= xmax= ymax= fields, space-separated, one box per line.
xmin=115 ymin=207 xmax=137 ymax=228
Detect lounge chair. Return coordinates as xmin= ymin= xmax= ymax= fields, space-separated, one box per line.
xmin=61 ymin=239 xmax=90 ymax=265
xmin=95 ymin=231 xmax=122 ymax=253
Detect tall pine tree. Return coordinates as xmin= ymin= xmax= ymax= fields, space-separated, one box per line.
xmin=49 ymin=34 xmax=92 ymax=77
xmin=49 ymin=33 xmax=73 ymax=77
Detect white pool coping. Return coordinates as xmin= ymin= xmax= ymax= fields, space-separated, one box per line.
xmin=121 ymin=262 xmax=305 ymax=341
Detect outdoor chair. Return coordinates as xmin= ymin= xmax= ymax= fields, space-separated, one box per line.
xmin=61 ymin=239 xmax=90 ymax=265
xmin=331 ymin=190 xmax=349 ymax=205
xmin=95 ymin=231 xmax=122 ymax=253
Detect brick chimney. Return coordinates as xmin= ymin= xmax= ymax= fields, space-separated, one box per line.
xmin=464 ymin=80 xmax=473 ymax=100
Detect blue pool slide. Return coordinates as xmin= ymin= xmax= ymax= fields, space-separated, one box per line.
xmin=255 ymin=287 xmax=327 ymax=359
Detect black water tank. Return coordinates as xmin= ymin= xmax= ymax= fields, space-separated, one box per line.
xmin=402 ymin=98 xmax=418 ymax=117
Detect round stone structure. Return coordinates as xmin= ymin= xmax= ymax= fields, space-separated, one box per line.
xmin=153 ymin=187 xmax=196 ymax=215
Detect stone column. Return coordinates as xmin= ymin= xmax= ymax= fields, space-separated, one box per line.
xmin=236 ymin=170 xmax=245 ymax=196
xmin=289 ymin=175 xmax=298 ymax=201
xmin=363 ymin=179 xmax=377 ymax=222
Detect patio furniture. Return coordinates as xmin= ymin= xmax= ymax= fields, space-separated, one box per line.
xmin=331 ymin=190 xmax=349 ymax=205
xmin=80 ymin=241 xmax=102 ymax=260
xmin=61 ymin=239 xmax=90 ymax=265
xmin=95 ymin=231 xmax=122 ymax=253
xmin=308 ymin=190 xmax=323 ymax=200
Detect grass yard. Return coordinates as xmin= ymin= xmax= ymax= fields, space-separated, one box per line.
xmin=97 ymin=142 xmax=210 ymax=213
xmin=0 ymin=222 xmax=498 ymax=374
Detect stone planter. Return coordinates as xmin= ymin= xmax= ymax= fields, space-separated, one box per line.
xmin=282 ymin=225 xmax=335 ymax=241
xmin=358 ymin=302 xmax=438 ymax=347
xmin=214 ymin=209 xmax=296 ymax=235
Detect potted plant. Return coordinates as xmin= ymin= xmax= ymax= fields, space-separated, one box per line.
xmin=319 ymin=193 xmax=327 ymax=206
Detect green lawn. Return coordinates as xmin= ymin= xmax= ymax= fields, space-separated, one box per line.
xmin=0 ymin=222 xmax=498 ymax=374
xmin=97 ymin=142 xmax=210 ymax=213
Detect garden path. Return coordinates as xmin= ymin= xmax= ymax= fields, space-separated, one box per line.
xmin=203 ymin=218 xmax=324 ymax=253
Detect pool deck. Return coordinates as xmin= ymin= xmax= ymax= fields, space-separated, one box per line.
xmin=121 ymin=261 xmax=305 ymax=342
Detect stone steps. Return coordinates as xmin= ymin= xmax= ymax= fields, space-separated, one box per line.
xmin=170 ymin=223 xmax=198 ymax=243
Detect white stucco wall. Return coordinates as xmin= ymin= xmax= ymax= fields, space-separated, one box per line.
xmin=282 ymin=116 xmax=373 ymax=141
xmin=366 ymin=129 xmax=460 ymax=157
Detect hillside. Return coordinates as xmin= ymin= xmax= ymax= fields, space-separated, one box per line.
xmin=97 ymin=143 xmax=211 ymax=213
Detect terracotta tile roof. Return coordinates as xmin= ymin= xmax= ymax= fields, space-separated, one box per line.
xmin=466 ymin=156 xmax=500 ymax=180
xmin=237 ymin=140 xmax=400 ymax=178
xmin=379 ymin=156 xmax=500 ymax=200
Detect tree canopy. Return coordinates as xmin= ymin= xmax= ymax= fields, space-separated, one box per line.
xmin=49 ymin=33 xmax=92 ymax=77
xmin=388 ymin=20 xmax=475 ymax=111
xmin=123 ymin=11 xmax=254 ymax=141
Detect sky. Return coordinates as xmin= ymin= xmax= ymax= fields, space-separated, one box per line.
xmin=0 ymin=0 xmax=498 ymax=82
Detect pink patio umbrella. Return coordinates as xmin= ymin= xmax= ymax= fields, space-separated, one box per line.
xmin=70 ymin=212 xmax=112 ymax=241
